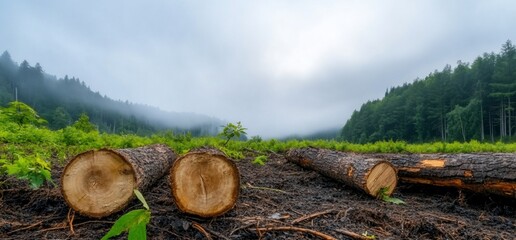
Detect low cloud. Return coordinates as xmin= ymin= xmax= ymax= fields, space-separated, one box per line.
xmin=1 ymin=1 xmax=516 ymax=138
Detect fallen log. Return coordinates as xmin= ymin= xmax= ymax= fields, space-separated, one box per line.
xmin=170 ymin=148 xmax=240 ymax=217
xmin=372 ymin=153 xmax=516 ymax=198
xmin=61 ymin=144 xmax=176 ymax=218
xmin=286 ymin=148 xmax=398 ymax=197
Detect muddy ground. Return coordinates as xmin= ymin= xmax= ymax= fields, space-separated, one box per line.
xmin=1 ymin=152 xmax=514 ymax=239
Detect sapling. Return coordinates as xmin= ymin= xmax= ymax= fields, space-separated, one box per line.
xmin=219 ymin=121 xmax=247 ymax=146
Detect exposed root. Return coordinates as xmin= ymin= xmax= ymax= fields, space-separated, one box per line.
xmin=67 ymin=208 xmax=75 ymax=235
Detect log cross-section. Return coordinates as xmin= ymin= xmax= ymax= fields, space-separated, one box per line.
xmin=287 ymin=148 xmax=398 ymax=197
xmin=61 ymin=144 xmax=176 ymax=218
xmin=170 ymin=148 xmax=240 ymax=218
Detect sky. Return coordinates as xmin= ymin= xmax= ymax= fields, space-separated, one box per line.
xmin=1 ymin=1 xmax=516 ymax=138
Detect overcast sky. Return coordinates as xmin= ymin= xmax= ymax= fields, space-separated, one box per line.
xmin=1 ymin=1 xmax=516 ymax=138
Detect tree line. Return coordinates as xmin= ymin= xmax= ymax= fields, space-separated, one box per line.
xmin=341 ymin=40 xmax=516 ymax=143
xmin=0 ymin=51 xmax=222 ymax=136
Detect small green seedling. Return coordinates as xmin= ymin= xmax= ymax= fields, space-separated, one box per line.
xmin=362 ymin=231 xmax=377 ymax=239
xmin=219 ymin=121 xmax=247 ymax=146
xmin=102 ymin=189 xmax=151 ymax=240
xmin=252 ymin=155 xmax=268 ymax=166
xmin=377 ymin=187 xmax=405 ymax=205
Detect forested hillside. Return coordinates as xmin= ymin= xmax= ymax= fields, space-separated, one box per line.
xmin=341 ymin=40 xmax=516 ymax=143
xmin=0 ymin=51 xmax=222 ymax=135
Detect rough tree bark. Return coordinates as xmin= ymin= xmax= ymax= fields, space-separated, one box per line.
xmin=371 ymin=153 xmax=516 ymax=198
xmin=286 ymin=148 xmax=398 ymax=197
xmin=170 ymin=147 xmax=240 ymax=218
xmin=61 ymin=144 xmax=176 ymax=218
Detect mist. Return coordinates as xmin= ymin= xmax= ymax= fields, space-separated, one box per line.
xmin=2 ymin=1 xmax=516 ymax=138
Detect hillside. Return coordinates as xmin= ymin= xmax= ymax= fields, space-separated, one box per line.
xmin=0 ymin=51 xmax=222 ymax=135
xmin=341 ymin=40 xmax=516 ymax=143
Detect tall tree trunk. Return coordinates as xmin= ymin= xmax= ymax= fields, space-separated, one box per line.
xmin=441 ymin=112 xmax=446 ymax=142
xmin=480 ymin=101 xmax=485 ymax=141
xmin=500 ymin=100 xmax=505 ymax=139
xmin=286 ymin=148 xmax=398 ymax=198
xmin=459 ymin=114 xmax=466 ymax=142
xmin=489 ymin=111 xmax=494 ymax=142
xmin=61 ymin=144 xmax=176 ymax=218
xmin=508 ymin=97 xmax=512 ymax=137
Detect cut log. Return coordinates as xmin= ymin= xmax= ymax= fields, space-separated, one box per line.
xmin=371 ymin=153 xmax=516 ymax=198
xmin=61 ymin=144 xmax=176 ymax=218
xmin=170 ymin=148 xmax=240 ymax=218
xmin=286 ymin=148 xmax=398 ymax=197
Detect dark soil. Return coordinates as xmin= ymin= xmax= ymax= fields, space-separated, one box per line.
xmin=1 ymin=152 xmax=515 ymax=239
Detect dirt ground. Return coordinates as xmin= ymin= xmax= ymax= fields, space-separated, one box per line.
xmin=1 ymin=152 xmax=515 ymax=239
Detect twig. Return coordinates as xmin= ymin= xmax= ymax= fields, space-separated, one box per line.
xmin=38 ymin=220 xmax=114 ymax=233
xmin=192 ymin=222 xmax=213 ymax=240
xmin=7 ymin=221 xmax=44 ymax=235
xmin=73 ymin=220 xmax=114 ymax=227
xmin=148 ymin=224 xmax=180 ymax=238
xmin=229 ymin=223 xmax=256 ymax=236
xmin=243 ymin=183 xmax=288 ymax=194
xmin=38 ymin=224 xmax=68 ymax=233
xmin=204 ymin=227 xmax=230 ymax=240
xmin=335 ymin=207 xmax=354 ymax=221
xmin=334 ymin=229 xmax=370 ymax=240
xmin=292 ymin=209 xmax=336 ymax=224
xmin=252 ymin=226 xmax=337 ymax=240
xmin=420 ymin=212 xmax=466 ymax=224
xmin=67 ymin=208 xmax=76 ymax=235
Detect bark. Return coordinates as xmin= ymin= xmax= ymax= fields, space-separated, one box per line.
xmin=286 ymin=148 xmax=398 ymax=197
xmin=372 ymin=153 xmax=516 ymax=198
xmin=170 ymin=147 xmax=240 ymax=218
xmin=61 ymin=144 xmax=176 ymax=218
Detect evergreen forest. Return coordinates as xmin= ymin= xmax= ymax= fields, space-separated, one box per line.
xmin=0 ymin=51 xmax=222 ymax=136
xmin=341 ymin=40 xmax=516 ymax=143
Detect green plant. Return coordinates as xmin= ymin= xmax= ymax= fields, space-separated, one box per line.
xmin=252 ymin=155 xmax=268 ymax=166
xmin=220 ymin=147 xmax=245 ymax=160
xmin=377 ymin=187 xmax=405 ymax=205
xmin=2 ymin=155 xmax=53 ymax=189
xmin=219 ymin=121 xmax=247 ymax=146
xmin=102 ymin=189 xmax=151 ymax=240
xmin=248 ymin=135 xmax=262 ymax=143
xmin=361 ymin=231 xmax=376 ymax=239
xmin=0 ymin=101 xmax=48 ymax=127
xmin=72 ymin=113 xmax=97 ymax=132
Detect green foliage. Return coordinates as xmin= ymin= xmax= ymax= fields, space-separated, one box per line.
xmin=102 ymin=189 xmax=151 ymax=240
xmin=341 ymin=40 xmax=516 ymax=143
xmin=220 ymin=146 xmax=245 ymax=160
xmin=72 ymin=113 xmax=97 ymax=132
xmin=0 ymin=55 xmax=222 ymax=136
xmin=361 ymin=231 xmax=376 ymax=239
xmin=377 ymin=187 xmax=405 ymax=205
xmin=219 ymin=121 xmax=247 ymax=146
xmin=2 ymin=155 xmax=53 ymax=189
xmin=248 ymin=135 xmax=262 ymax=143
xmin=252 ymin=155 xmax=268 ymax=166
xmin=49 ymin=107 xmax=72 ymax=129
xmin=0 ymin=101 xmax=47 ymax=127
